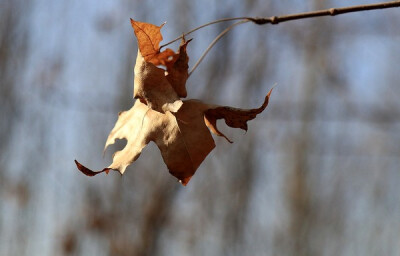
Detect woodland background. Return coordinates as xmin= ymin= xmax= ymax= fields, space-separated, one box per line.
xmin=1 ymin=0 xmax=400 ymax=255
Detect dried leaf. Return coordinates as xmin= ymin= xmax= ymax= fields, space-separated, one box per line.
xmin=133 ymin=49 xmax=182 ymax=113
xmin=204 ymin=89 xmax=273 ymax=142
xmin=76 ymin=88 xmax=272 ymax=185
xmin=75 ymin=160 xmax=110 ymax=176
xmin=154 ymin=100 xmax=216 ymax=185
xmin=165 ymin=38 xmax=192 ymax=98
xmin=130 ymin=19 xmax=177 ymax=66
xmin=77 ymin=100 xmax=215 ymax=186
xmin=75 ymin=19 xmax=274 ymax=186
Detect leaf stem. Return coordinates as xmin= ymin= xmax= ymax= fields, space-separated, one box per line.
xmin=159 ymin=17 xmax=251 ymax=49
xmin=188 ymin=20 xmax=249 ymax=77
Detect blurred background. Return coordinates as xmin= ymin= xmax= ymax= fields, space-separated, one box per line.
xmin=1 ymin=0 xmax=400 ymax=255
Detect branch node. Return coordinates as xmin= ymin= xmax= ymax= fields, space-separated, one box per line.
xmin=270 ymin=16 xmax=279 ymax=24
xmin=249 ymin=17 xmax=269 ymax=25
xmin=329 ymin=8 xmax=338 ymax=16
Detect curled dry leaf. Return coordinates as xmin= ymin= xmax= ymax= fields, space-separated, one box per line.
xmin=102 ymin=100 xmax=216 ymax=185
xmin=165 ymin=39 xmax=191 ymax=98
xmin=130 ymin=19 xmax=176 ymax=66
xmin=204 ymin=89 xmax=273 ymax=143
xmin=133 ymin=49 xmax=183 ymax=113
xmin=75 ymin=19 xmax=274 ymax=186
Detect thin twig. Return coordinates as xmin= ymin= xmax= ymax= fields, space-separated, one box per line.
xmin=188 ymin=20 xmax=249 ymax=77
xmin=161 ymin=1 xmax=400 ymax=49
xmin=247 ymin=0 xmax=400 ymax=25
xmin=176 ymin=1 xmax=400 ymax=76
xmin=159 ymin=17 xmax=251 ymax=49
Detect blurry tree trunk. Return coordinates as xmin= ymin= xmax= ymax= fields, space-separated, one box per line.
xmin=0 ymin=0 xmax=28 ymax=167
xmin=287 ymin=1 xmax=330 ymax=255
xmin=0 ymin=1 xmax=30 ymax=255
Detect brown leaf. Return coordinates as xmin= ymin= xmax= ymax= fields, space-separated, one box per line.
xmin=77 ymin=100 xmax=215 ymax=186
xmin=133 ymin=49 xmax=182 ymax=113
xmin=155 ymin=100 xmax=216 ymax=185
xmin=165 ymin=38 xmax=192 ymax=98
xmin=131 ymin=19 xmax=192 ymax=100
xmin=74 ymin=160 xmax=110 ymax=176
xmin=130 ymin=19 xmax=177 ymax=66
xmin=75 ymin=20 xmax=274 ymax=186
xmin=204 ymin=88 xmax=273 ymax=142
xmin=104 ymin=100 xmax=154 ymax=173
xmin=76 ymin=90 xmax=273 ymax=185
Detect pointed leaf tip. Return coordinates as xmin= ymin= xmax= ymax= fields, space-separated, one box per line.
xmin=179 ymin=176 xmax=191 ymax=186
xmin=204 ymin=88 xmax=274 ymax=141
xmin=74 ymin=160 xmax=111 ymax=177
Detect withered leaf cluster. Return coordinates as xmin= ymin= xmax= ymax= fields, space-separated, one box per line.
xmin=75 ymin=19 xmax=273 ymax=186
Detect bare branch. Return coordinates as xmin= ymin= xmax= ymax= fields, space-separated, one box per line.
xmin=162 ymin=1 xmax=400 ymax=76
xmin=161 ymin=1 xmax=400 ymax=49
xmin=248 ymin=1 xmax=400 ymax=25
